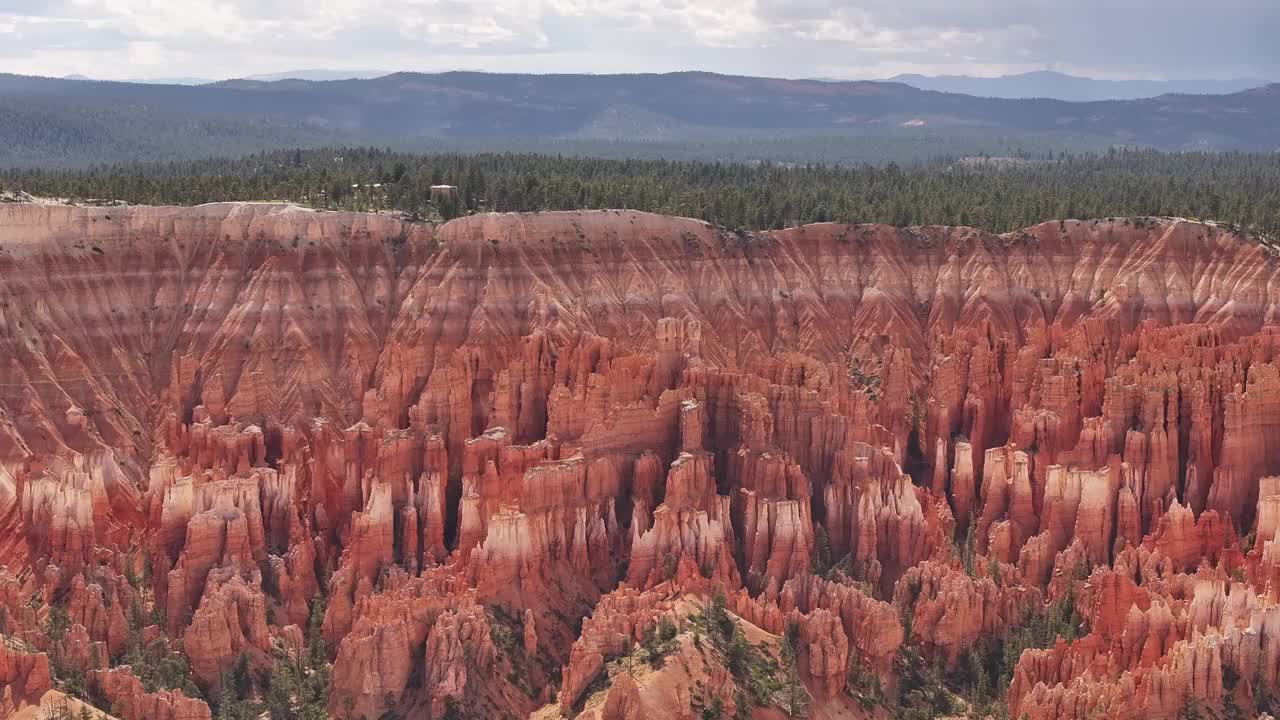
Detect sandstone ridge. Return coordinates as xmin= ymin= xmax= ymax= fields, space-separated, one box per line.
xmin=1 ymin=204 xmax=1278 ymax=719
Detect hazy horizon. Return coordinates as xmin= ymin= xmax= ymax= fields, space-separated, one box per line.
xmin=41 ymin=67 xmax=1276 ymax=86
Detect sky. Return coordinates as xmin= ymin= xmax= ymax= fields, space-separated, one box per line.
xmin=0 ymin=0 xmax=1277 ymax=81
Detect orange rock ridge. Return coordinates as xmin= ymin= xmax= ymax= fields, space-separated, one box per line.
xmin=4 ymin=204 xmax=1280 ymax=718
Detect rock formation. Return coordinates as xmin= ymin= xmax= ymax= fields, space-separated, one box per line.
xmin=91 ymin=667 xmax=213 ymax=720
xmin=4 ymin=204 xmax=1280 ymax=719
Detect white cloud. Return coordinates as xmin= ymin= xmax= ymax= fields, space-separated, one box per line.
xmin=0 ymin=0 xmax=1275 ymax=80
xmin=69 ymin=0 xmax=249 ymax=42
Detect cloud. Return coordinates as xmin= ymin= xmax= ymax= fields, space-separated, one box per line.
xmin=0 ymin=0 xmax=1275 ymax=81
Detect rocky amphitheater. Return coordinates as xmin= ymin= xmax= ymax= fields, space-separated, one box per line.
xmin=1 ymin=202 xmax=1277 ymax=719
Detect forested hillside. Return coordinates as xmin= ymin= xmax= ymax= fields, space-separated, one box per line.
xmin=3 ymin=71 xmax=1280 ymax=167
xmin=6 ymin=147 xmax=1280 ymax=235
xmin=0 ymin=96 xmax=358 ymax=168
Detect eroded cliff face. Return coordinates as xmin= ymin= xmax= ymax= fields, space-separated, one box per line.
xmin=1 ymin=203 xmax=1279 ymax=719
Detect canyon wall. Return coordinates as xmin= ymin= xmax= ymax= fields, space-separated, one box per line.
xmin=1 ymin=203 xmax=1279 ymax=718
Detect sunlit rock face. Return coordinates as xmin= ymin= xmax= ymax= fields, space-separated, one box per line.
xmin=4 ymin=203 xmax=1280 ymax=719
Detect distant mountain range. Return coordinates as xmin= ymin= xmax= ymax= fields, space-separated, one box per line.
xmin=241 ymin=69 xmax=391 ymax=83
xmin=5 ymin=70 xmax=1280 ymax=167
xmin=64 ymin=69 xmax=393 ymax=85
xmin=887 ymin=70 xmax=1270 ymax=101
xmin=66 ymin=68 xmax=1276 ymax=99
